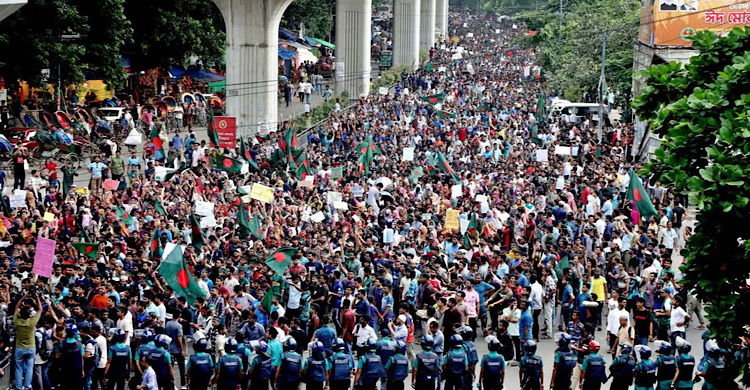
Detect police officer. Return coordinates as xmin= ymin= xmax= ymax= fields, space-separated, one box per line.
xmin=148 ymin=335 xmax=174 ymax=390
xmin=443 ymin=334 xmax=468 ymax=390
xmin=479 ymin=336 xmax=506 ymax=390
xmin=579 ymin=340 xmax=606 ymax=390
xmin=695 ymin=340 xmax=724 ymax=390
xmin=377 ymin=329 xmax=396 ymax=390
xmin=671 ymin=338 xmax=694 ymax=390
xmin=276 ymin=338 xmax=303 ymax=390
xmin=186 ymin=338 xmax=214 ymax=390
xmin=412 ymin=335 xmax=440 ymax=390
xmin=214 ymin=338 xmax=242 ymax=390
xmin=135 ymin=329 xmax=157 ymax=380
xmin=549 ymin=334 xmax=576 ymax=390
xmin=58 ymin=324 xmax=84 ymax=390
xmin=353 ymin=338 xmax=386 ymax=390
xmin=329 ymin=338 xmax=353 ymax=390
xmin=608 ymin=343 xmax=636 ymax=390
xmin=459 ymin=327 xmax=479 ymax=390
xmin=304 ymin=341 xmax=330 ymax=390
xmin=654 ymin=342 xmax=676 ymax=390
xmin=235 ymin=334 xmax=253 ymax=390
xmin=633 ymin=346 xmax=657 ymax=390
xmin=520 ymin=340 xmax=543 ymax=390
xmin=384 ymin=340 xmax=410 ymax=390
xmin=103 ymin=329 xmax=131 ymax=390
xmin=248 ymin=341 xmax=273 ymax=390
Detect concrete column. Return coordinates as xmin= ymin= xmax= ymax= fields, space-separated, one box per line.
xmin=335 ymin=0 xmax=372 ymax=98
xmin=435 ymin=0 xmax=448 ymax=42
xmin=212 ymin=0 xmax=293 ymax=136
xmin=420 ymin=0 xmax=436 ymax=51
xmin=393 ymin=0 xmax=421 ymax=69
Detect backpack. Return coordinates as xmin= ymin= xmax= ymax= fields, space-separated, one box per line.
xmin=86 ymin=339 xmax=102 ymax=368
xmin=36 ymin=330 xmax=54 ymax=361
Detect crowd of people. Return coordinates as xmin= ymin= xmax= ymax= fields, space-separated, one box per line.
xmin=0 ymin=8 xmax=744 ymax=390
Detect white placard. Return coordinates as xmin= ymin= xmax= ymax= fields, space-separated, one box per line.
xmin=241 ymin=195 xmax=252 ymax=203
xmin=200 ymin=215 xmax=217 ymax=228
xmin=351 ymin=185 xmax=364 ymax=198
xmin=9 ymin=195 xmax=25 ymax=208
xmin=475 ymin=194 xmax=488 ymax=203
xmin=466 ymin=33 xmax=474 ymax=38
xmin=460 ymin=219 xmax=470 ymax=235
xmin=333 ymin=201 xmax=349 ymax=210
xmin=326 ymin=191 xmax=342 ymax=204
xmin=379 ymin=87 xmax=388 ymax=95
xmin=195 ymin=201 xmax=214 ymax=216
xmin=299 ymin=176 xmax=314 ymax=188
xmin=311 ymin=211 xmax=325 ymax=223
xmin=572 ymin=146 xmax=579 ymax=156
xmin=383 ymin=228 xmax=394 ymax=243
xmin=480 ymin=201 xmax=489 ymax=214
xmin=495 ymin=29 xmax=501 ymax=34
xmin=438 ymin=66 xmax=447 ymax=72
xmin=512 ymin=24 xmax=518 ymax=29
xmin=451 ymin=184 xmax=462 ymax=199
xmin=463 ymin=23 xmax=468 ymax=27
xmin=554 ymin=146 xmax=571 ymax=156
xmin=14 ymin=189 xmax=26 ymax=197
xmin=402 ymin=147 xmax=414 ymax=161
xmin=535 ymin=149 xmax=548 ymax=162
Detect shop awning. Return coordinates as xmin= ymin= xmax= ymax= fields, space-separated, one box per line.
xmin=278 ymin=47 xmax=295 ymax=60
xmin=312 ymin=37 xmax=335 ymax=49
xmin=279 ymin=28 xmax=297 ymax=41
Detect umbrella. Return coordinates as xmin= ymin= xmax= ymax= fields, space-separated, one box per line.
xmin=0 ymin=135 xmax=13 ymax=152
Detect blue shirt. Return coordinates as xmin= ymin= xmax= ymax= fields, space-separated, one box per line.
xmin=519 ymin=309 xmax=533 ymax=340
xmin=88 ymin=162 xmax=106 ymax=179
xmin=172 ymin=135 xmax=184 ymax=150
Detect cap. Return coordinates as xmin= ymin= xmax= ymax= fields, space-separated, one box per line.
xmin=398 ymin=314 xmax=407 ymax=323
xmin=510 ymin=298 xmax=517 ymax=302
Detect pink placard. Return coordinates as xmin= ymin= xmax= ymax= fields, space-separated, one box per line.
xmin=32 ymin=237 xmax=56 ymax=278
xmin=103 ymin=179 xmax=120 ymax=192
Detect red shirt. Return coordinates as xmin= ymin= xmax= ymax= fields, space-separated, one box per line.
xmin=342 ymin=309 xmax=356 ymax=342
xmin=45 ymin=162 xmax=58 ymax=180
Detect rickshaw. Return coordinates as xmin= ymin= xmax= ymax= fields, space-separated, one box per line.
xmin=181 ymin=93 xmax=195 ymax=105
xmin=28 ymin=129 xmax=85 ymax=168
xmin=76 ymin=108 xmax=95 ymax=126
xmin=55 ymin=111 xmax=71 ymax=130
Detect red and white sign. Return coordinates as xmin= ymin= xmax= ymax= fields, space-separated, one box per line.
xmin=213 ymin=116 xmax=237 ymax=149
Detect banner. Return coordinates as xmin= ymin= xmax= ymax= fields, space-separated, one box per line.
xmin=250 ymin=183 xmax=274 ymax=203
xmin=213 ymin=116 xmax=237 ymax=149
xmin=640 ymin=0 xmax=750 ymax=47
xmin=32 ymin=237 xmax=56 ymax=278
xmin=445 ymin=208 xmax=460 ymax=230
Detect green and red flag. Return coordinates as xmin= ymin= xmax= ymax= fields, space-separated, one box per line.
xmin=150 ymin=229 xmax=162 ymax=260
xmin=436 ymin=111 xmax=456 ymax=119
xmin=190 ymin=213 xmax=205 ymax=249
xmin=411 ymin=166 xmax=423 ymax=181
xmin=420 ymin=93 xmax=446 ymax=105
xmin=150 ymin=124 xmax=164 ymax=160
xmin=71 ymin=242 xmax=99 ymax=260
xmin=265 ymin=247 xmax=298 ymax=276
xmin=626 ymin=169 xmax=658 ymax=221
xmin=295 ymin=162 xmax=310 ymax=181
xmin=423 ymin=61 xmax=435 ymax=71
xmin=436 ymin=151 xmax=461 ymax=184
xmin=463 ymin=212 xmax=478 ymax=247
xmin=249 ymin=214 xmax=263 ymax=240
xmin=279 ymin=128 xmax=297 ymax=153
xmin=237 ymin=200 xmax=252 ymax=237
xmin=157 ymin=245 xmax=206 ymax=304
xmin=212 ymin=154 xmax=244 ymax=173
xmin=554 ymin=256 xmax=570 ymax=279
xmin=240 ymin=137 xmax=253 ymax=162
xmin=479 ymin=103 xmax=489 ymax=113
xmin=331 ymin=166 xmax=344 ymax=180
xmin=207 ymin=107 xmax=220 ymax=147
xmin=155 ymin=197 xmax=167 ymax=216
xmin=356 ymin=135 xmax=382 ymax=156
xmin=116 ymin=207 xmax=133 ymax=225
xmin=260 ymin=289 xmax=274 ymax=313
xmin=358 ymin=144 xmax=374 ymax=175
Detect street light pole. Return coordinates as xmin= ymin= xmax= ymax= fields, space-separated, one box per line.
xmin=597 ymin=32 xmax=607 ymax=143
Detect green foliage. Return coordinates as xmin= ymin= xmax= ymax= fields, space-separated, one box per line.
xmin=283 ymin=0 xmax=334 ymax=40
xmin=486 ymin=0 xmax=540 ymax=15
xmin=632 ymin=27 xmax=750 ymax=344
xmin=124 ymin=0 xmax=226 ymax=71
xmin=513 ymin=0 xmax=639 ymax=99
xmin=373 ymin=66 xmax=410 ymax=91
xmin=0 ymin=0 xmax=132 ymax=89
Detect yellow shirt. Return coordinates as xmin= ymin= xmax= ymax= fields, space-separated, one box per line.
xmin=591 ymin=276 xmax=606 ymax=302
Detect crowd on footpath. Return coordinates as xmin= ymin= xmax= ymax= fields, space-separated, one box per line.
xmin=0 ymin=9 xmax=746 ymax=390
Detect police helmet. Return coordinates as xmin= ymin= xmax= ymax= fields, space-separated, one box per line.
xmin=588 ymin=340 xmax=601 ymax=354
xmin=66 ymin=324 xmax=78 ymax=336
xmin=225 ymin=338 xmax=238 ymax=353
xmin=257 ymin=341 xmax=269 ymax=355
xmin=312 ymin=341 xmax=325 ymax=354
xmin=112 ymin=328 xmax=126 ymax=343
xmin=619 ymin=342 xmax=633 ymax=355
xmin=142 ymin=329 xmax=155 ymax=342
xmin=155 ymin=334 xmax=171 ymax=349
xmin=523 ymin=339 xmax=537 ymax=355
xmin=459 ymin=326 xmax=473 ymax=342
xmin=557 ymin=333 xmax=572 ymax=347
xmin=422 ymin=335 xmax=434 ymax=350
xmin=487 ymin=336 xmax=501 ymax=352
xmin=333 ymin=338 xmax=345 ymax=352
xmin=450 ymin=334 xmax=464 ymax=349
xmin=638 ymin=345 xmax=652 ymax=359
xmin=655 ymin=341 xmax=672 ymax=355
xmin=194 ymin=338 xmax=208 ymax=352
xmin=395 ymin=340 xmax=406 ymax=354
xmin=380 ymin=328 xmax=391 ymax=337
xmin=366 ymin=338 xmax=378 ymax=351
xmin=284 ymin=337 xmax=298 ymax=351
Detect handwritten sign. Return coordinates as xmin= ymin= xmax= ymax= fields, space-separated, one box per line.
xmin=9 ymin=195 xmax=25 ymax=208
xmin=299 ymin=176 xmax=314 ymax=188
xmin=554 ymin=146 xmax=571 ymax=156
xmin=250 ymin=183 xmax=274 ymax=203
xmin=311 ymin=211 xmax=325 ymax=223
xmin=333 ymin=201 xmax=349 ymax=210
xmin=451 ymin=184 xmax=463 ymax=199
xmin=535 ymin=149 xmax=548 ymax=162
xmin=200 ymin=215 xmax=217 ymax=228
xmin=445 ymin=208 xmax=460 ymax=230
xmin=43 ymin=212 xmax=55 ymax=222
xmin=351 ymin=185 xmax=364 ymax=198
xmin=32 ymin=237 xmax=56 ymax=278
xmin=103 ymin=179 xmax=120 ymax=192
xmin=195 ymin=201 xmax=214 ymax=217
xmin=402 ymin=147 xmax=415 ymax=161
xmin=326 ymin=191 xmax=343 ymax=204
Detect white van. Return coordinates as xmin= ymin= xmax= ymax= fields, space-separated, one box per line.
xmin=547 ymin=102 xmax=609 ymax=125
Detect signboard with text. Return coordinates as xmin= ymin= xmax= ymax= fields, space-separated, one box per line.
xmin=213 ymin=116 xmax=237 ymax=149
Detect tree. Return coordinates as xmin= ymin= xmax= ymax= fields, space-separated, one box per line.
xmin=123 ymin=0 xmax=226 ymax=72
xmin=282 ymin=0 xmax=334 ymax=40
xmin=632 ymin=27 xmax=750 ymax=347
xmin=0 ymin=0 xmax=132 ymax=90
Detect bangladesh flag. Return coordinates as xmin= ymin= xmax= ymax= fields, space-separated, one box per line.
xmin=116 ymin=207 xmax=133 ymax=225
xmin=240 ymin=137 xmax=253 ymax=162
xmin=155 ymin=197 xmax=167 ymax=216
xmin=150 ymin=229 xmax=162 ymax=260
xmin=265 ymin=247 xmax=298 ymax=276
xmin=530 ymin=124 xmax=543 ymax=146
xmin=479 ymin=103 xmax=489 ymax=112
xmin=207 ymin=107 xmax=220 ymax=147
xmin=427 ymin=152 xmax=438 ymax=176
xmin=358 ymin=144 xmax=373 ymax=175
xmin=554 ymin=256 xmax=570 ymax=279
xmin=237 ymin=200 xmax=252 ymax=237
xmin=423 ymin=62 xmax=435 ymax=71
xmin=420 ymin=93 xmax=446 ymax=105
xmin=463 ymin=212 xmax=478 ymax=247
xmin=279 ymin=128 xmax=297 ymax=152
xmin=260 ymin=289 xmax=273 ymax=313
xmin=190 ymin=214 xmax=205 ymax=249
xmin=436 ymin=111 xmax=456 ymax=119
xmin=157 ymin=245 xmax=206 ymax=305
xmin=212 ymin=154 xmax=243 ymax=173
xmin=294 ymin=150 xmax=309 ymax=170
xmin=436 ymin=151 xmax=461 ymax=184
xmin=411 ymin=166 xmax=423 ymax=181
xmin=150 ymin=124 xmax=164 ymax=161
xmin=71 ymin=242 xmax=99 ymax=260
xmin=249 ymin=214 xmax=263 ymax=240
xmin=626 ymin=169 xmax=658 ymax=221
xmin=295 ymin=162 xmax=310 ymax=181
xmin=356 ymin=135 xmax=382 ymax=156
xmin=331 ymin=166 xmax=344 ymax=180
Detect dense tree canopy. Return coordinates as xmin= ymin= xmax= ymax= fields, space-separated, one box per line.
xmin=282 ymin=0 xmax=334 ymax=41
xmin=633 ymin=27 xmax=750 ymax=342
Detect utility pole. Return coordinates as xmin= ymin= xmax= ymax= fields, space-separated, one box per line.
xmin=477 ymin=0 xmax=480 ymax=18
xmin=597 ymin=32 xmax=607 ymax=143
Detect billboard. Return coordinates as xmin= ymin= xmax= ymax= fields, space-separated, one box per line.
xmin=639 ymin=0 xmax=750 ymax=47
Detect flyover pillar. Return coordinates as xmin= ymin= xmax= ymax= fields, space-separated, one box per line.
xmin=393 ymin=0 xmax=421 ymax=69
xmin=335 ymin=0 xmax=372 ymax=98
xmin=212 ymin=0 xmax=293 ymax=136
xmin=435 ymin=0 xmax=448 ymax=42
xmin=420 ymin=0 xmax=436 ymax=51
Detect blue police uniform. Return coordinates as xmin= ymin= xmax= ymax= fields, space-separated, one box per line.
xmin=634 ymin=359 xmax=657 ymax=390
xmin=655 ymin=354 xmax=676 ymax=390
xmin=674 ymin=353 xmax=694 ymax=390
xmin=582 ymin=353 xmax=606 ymax=390
xmin=278 ymin=351 xmax=303 ymax=390
xmin=358 ymin=353 xmax=386 ymax=390
xmin=107 ymin=342 xmax=132 ymax=390
xmin=187 ymin=352 xmax=214 ymax=390
xmin=216 ymin=353 xmax=242 ymax=390
xmin=521 ymin=354 xmax=543 ymax=390
xmin=609 ymin=354 xmax=636 ymax=390
xmin=304 ymin=355 xmax=329 ymax=390
xmin=480 ymin=351 xmax=505 ymax=390
xmin=60 ymin=338 xmax=84 ymax=390
xmin=413 ymin=351 xmax=440 ymax=390
xmin=385 ymin=353 xmax=410 ymax=390
xmin=443 ymin=348 xmax=468 ymax=390
xmin=147 ymin=347 xmax=173 ymax=390
xmin=553 ymin=349 xmax=577 ymax=390
xmin=249 ymin=354 xmax=273 ymax=390
xmin=329 ymin=351 xmax=353 ymax=390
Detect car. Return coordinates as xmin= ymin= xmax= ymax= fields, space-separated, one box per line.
xmin=96 ymin=107 xmax=127 ymax=124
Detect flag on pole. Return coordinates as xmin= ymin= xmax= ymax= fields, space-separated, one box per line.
xmin=116 ymin=207 xmax=133 ymax=225
xmin=249 ymin=214 xmax=263 ymax=240
xmin=240 ymin=137 xmax=253 ymax=162
xmin=190 ymin=214 xmax=205 ymax=249
xmin=436 ymin=111 xmax=456 ymax=119
xmin=157 ymin=246 xmax=206 ymax=304
xmin=463 ymin=212 xmax=478 ymax=247
xmin=212 ymin=154 xmax=244 ymax=173
xmin=358 ymin=145 xmax=374 ymax=175
xmin=260 ymin=289 xmax=274 ymax=313
xmin=150 ymin=229 xmax=162 ymax=260
xmin=265 ymin=247 xmax=298 ymax=275
xmin=331 ymin=166 xmax=344 ymax=180
xmin=420 ymin=93 xmax=446 ymax=104
xmin=207 ymin=107 xmax=220 ymax=147
xmin=237 ymin=200 xmax=252 ymax=237
xmin=155 ymin=197 xmax=167 ymax=216
xmin=436 ymin=151 xmax=461 ymax=184
xmin=626 ymin=169 xmax=658 ymax=221
xmin=71 ymin=242 xmax=99 ymax=260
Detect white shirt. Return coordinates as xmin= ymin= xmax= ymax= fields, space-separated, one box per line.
xmin=117 ymin=313 xmax=134 ymax=346
xmin=607 ymin=307 xmax=630 ymax=335
xmin=529 ymin=282 xmax=544 ymax=310
xmin=502 ymin=307 xmax=521 ymax=336
xmin=670 ymin=306 xmax=689 ymax=333
xmin=660 ymin=228 xmax=678 ymax=249
xmin=354 ymin=323 xmax=377 ymax=347
xmin=95 ymin=335 xmax=108 ymax=368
